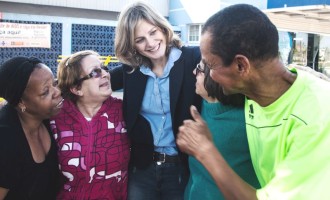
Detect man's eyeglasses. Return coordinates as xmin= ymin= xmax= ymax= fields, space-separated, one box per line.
xmin=195 ymin=63 xmax=205 ymax=75
xmin=75 ymin=66 xmax=109 ymax=85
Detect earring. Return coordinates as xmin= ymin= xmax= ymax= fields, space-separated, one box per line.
xmin=136 ymin=56 xmax=142 ymax=64
xmin=21 ymin=106 xmax=26 ymax=112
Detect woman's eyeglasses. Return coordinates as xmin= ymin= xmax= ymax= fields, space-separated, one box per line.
xmin=75 ymin=66 xmax=109 ymax=85
xmin=195 ymin=63 xmax=205 ymax=75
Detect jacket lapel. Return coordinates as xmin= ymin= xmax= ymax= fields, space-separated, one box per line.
xmin=124 ymin=69 xmax=148 ymax=131
xmin=169 ymin=56 xmax=184 ymax=120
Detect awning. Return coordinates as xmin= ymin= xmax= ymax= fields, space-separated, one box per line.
xmin=264 ymin=5 xmax=330 ymax=36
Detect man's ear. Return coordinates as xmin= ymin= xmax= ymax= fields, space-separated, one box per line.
xmin=234 ymin=54 xmax=250 ymax=74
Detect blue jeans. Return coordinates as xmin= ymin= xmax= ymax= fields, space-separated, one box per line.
xmin=127 ymin=162 xmax=188 ymax=200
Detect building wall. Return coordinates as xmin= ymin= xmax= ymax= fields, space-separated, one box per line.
xmin=268 ymin=0 xmax=330 ymax=8
xmin=169 ymin=0 xmax=267 ymax=46
xmin=1 ymin=17 xmax=62 ymax=74
xmin=0 ymin=0 xmax=169 ymax=16
xmin=0 ymin=1 xmax=119 ymax=20
xmin=2 ymin=0 xmax=329 ymax=75
xmin=0 ymin=0 xmax=168 ymax=74
xmin=267 ymin=0 xmax=330 ymax=75
xmin=0 ymin=11 xmax=119 ymax=72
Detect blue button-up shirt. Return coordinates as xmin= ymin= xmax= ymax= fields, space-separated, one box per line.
xmin=140 ymin=47 xmax=182 ymax=155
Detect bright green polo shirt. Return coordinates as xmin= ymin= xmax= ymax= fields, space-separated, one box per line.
xmin=245 ymin=69 xmax=330 ymax=200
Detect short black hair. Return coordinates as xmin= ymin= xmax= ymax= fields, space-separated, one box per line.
xmin=202 ymin=4 xmax=279 ymax=66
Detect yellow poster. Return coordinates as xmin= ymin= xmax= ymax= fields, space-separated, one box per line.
xmin=0 ymin=22 xmax=51 ymax=48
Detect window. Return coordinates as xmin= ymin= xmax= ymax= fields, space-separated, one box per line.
xmin=188 ymin=24 xmax=203 ymax=43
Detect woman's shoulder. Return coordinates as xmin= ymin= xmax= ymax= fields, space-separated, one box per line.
xmin=104 ymin=96 xmax=123 ymax=108
xmin=99 ymin=97 xmax=124 ymax=119
xmin=0 ymin=116 xmax=21 ymax=155
xmin=181 ymin=45 xmax=200 ymax=52
xmin=180 ymin=46 xmax=201 ymax=61
xmin=0 ymin=105 xmax=18 ymax=127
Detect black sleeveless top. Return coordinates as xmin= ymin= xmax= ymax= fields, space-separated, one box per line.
xmin=0 ymin=105 xmax=61 ymax=200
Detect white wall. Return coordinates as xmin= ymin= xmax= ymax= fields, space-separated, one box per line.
xmin=169 ymin=0 xmax=268 ymax=45
xmin=0 ymin=0 xmax=169 ymax=16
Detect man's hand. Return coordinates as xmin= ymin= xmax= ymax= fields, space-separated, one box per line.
xmin=177 ymin=105 xmax=214 ymax=160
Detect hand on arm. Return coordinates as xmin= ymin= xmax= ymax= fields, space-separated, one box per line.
xmin=177 ymin=105 xmax=258 ymax=200
xmin=288 ymin=64 xmax=330 ymax=81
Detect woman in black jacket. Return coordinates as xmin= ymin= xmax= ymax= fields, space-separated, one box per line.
xmin=111 ymin=1 xmax=201 ymax=199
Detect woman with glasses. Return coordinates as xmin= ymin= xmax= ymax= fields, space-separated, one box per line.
xmin=111 ymin=1 xmax=202 ymax=199
xmin=50 ymin=50 xmax=130 ymax=199
xmin=0 ymin=57 xmax=63 ymax=199
xmin=183 ymin=62 xmax=260 ymax=200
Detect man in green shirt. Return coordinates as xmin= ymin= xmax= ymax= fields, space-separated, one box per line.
xmin=177 ymin=4 xmax=330 ymax=200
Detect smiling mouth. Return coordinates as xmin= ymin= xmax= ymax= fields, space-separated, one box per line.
xmin=148 ymin=43 xmax=160 ymax=52
xmin=100 ymin=82 xmax=109 ymax=87
xmin=56 ymin=99 xmax=64 ymax=108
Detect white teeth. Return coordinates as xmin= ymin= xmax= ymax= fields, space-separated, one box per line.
xmin=56 ymin=99 xmax=64 ymax=108
xmin=148 ymin=44 xmax=160 ymax=52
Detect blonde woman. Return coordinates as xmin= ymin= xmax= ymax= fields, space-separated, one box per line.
xmin=111 ymin=1 xmax=202 ymax=199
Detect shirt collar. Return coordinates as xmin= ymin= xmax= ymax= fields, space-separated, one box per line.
xmin=140 ymin=47 xmax=182 ymax=78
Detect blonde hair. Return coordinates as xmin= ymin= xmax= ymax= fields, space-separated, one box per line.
xmin=57 ymin=50 xmax=100 ymax=102
xmin=115 ymin=1 xmax=182 ymax=69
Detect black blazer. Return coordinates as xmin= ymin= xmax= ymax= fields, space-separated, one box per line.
xmin=110 ymin=46 xmax=202 ymax=169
